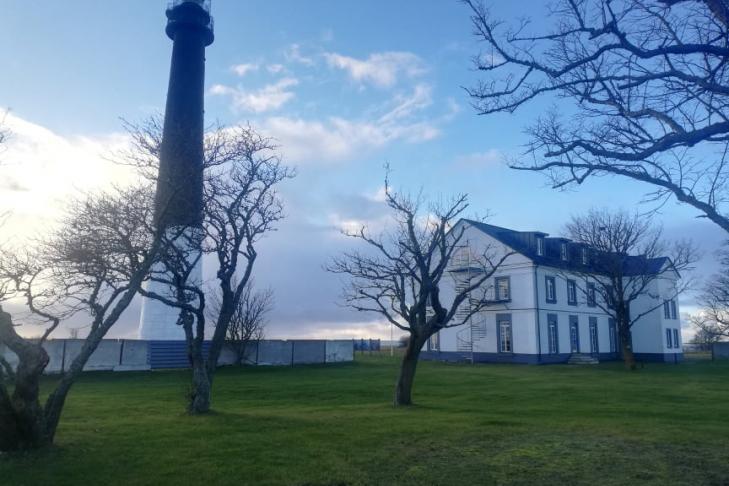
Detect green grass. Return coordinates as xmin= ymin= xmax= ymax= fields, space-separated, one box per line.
xmin=2 ymin=355 xmax=729 ymax=486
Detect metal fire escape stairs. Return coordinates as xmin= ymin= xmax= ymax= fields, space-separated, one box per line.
xmin=449 ymin=244 xmax=488 ymax=362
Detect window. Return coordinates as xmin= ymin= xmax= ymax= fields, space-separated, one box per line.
xmin=537 ymin=237 xmax=545 ymax=256
xmin=606 ymin=285 xmax=615 ymax=309
xmin=589 ymin=317 xmax=599 ymax=354
xmin=561 ymin=243 xmax=568 ymax=261
xmin=666 ymin=328 xmax=673 ymax=348
xmin=548 ymin=314 xmax=559 ymax=354
xmin=567 ymin=280 xmax=577 ymax=305
xmin=428 ymin=332 xmax=440 ymax=352
xmin=663 ymin=300 xmax=671 ymax=319
xmin=673 ymin=328 xmax=680 ymax=349
xmin=545 ymin=276 xmax=557 ymax=303
xmin=609 ymin=319 xmax=617 ymax=353
xmin=587 ymin=282 xmax=596 ymax=307
xmin=569 ymin=315 xmax=579 ymax=353
xmin=498 ymin=315 xmax=512 ymax=353
xmin=670 ymin=300 xmax=677 ymax=320
xmin=581 ymin=247 xmax=589 ymax=265
xmin=495 ymin=276 xmax=511 ymax=301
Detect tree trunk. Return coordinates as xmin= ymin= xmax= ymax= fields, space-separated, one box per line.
xmin=205 ymin=287 xmax=235 ymax=391
xmin=619 ymin=324 xmax=637 ymax=371
xmin=0 ymin=309 xmax=51 ymax=451
xmin=184 ymin=314 xmax=211 ymax=414
xmin=0 ymin=347 xmax=49 ymax=451
xmin=394 ymin=333 xmax=426 ymax=407
xmin=43 ymin=328 xmax=106 ymax=443
xmin=188 ymin=357 xmax=211 ymax=414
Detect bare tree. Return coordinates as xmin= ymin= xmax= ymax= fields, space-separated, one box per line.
xmin=563 ymin=209 xmax=696 ymax=369
xmin=465 ymin=0 xmax=729 ymax=233
xmin=689 ymin=246 xmax=729 ymax=341
xmin=327 ymin=180 xmax=513 ymax=406
xmin=0 ymin=184 xmax=163 ymax=451
xmin=133 ymin=122 xmax=292 ymax=414
xmin=209 ymin=282 xmax=271 ymax=366
xmin=689 ymin=319 xmax=724 ymax=349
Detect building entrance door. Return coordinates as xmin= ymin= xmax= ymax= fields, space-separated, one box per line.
xmin=569 ymin=318 xmax=579 ymax=353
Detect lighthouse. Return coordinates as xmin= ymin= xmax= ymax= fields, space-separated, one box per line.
xmin=138 ymin=0 xmax=214 ymax=340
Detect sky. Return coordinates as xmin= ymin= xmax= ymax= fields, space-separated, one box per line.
xmin=0 ymin=0 xmax=724 ymax=341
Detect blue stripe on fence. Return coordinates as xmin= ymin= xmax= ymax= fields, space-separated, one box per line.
xmin=148 ymin=341 xmax=213 ymax=369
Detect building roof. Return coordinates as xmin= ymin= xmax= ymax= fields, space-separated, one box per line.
xmin=461 ymin=219 xmax=673 ymax=277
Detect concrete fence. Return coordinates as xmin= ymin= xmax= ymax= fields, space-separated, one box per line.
xmin=0 ymin=339 xmax=354 ymax=374
xmin=712 ymin=342 xmax=729 ymax=360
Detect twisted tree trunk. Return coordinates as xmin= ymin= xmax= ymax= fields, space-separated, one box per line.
xmin=183 ymin=312 xmax=211 ymax=414
xmin=394 ymin=333 xmax=426 ymax=407
xmin=0 ymin=308 xmax=51 ymax=451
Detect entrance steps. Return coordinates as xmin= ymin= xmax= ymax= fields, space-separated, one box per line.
xmin=568 ymin=353 xmax=599 ymax=365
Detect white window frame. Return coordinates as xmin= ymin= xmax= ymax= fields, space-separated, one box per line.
xmin=537 ymin=237 xmax=545 ymax=256
xmin=498 ymin=315 xmax=512 ymax=353
xmin=548 ymin=314 xmax=559 ymax=354
xmin=567 ymin=279 xmax=577 ymax=305
xmin=545 ymin=276 xmax=556 ymax=303
xmin=586 ymin=282 xmax=596 ymax=307
xmin=561 ymin=243 xmax=568 ymax=261
xmin=495 ymin=276 xmax=511 ymax=302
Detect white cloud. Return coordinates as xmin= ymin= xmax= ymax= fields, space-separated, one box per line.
xmin=230 ymin=63 xmax=259 ymax=77
xmin=453 ymin=150 xmax=503 ymax=169
xmin=210 ymin=77 xmax=299 ymax=113
xmin=324 ymin=51 xmax=426 ymax=88
xmin=258 ymin=83 xmax=439 ymax=164
xmin=266 ymin=63 xmax=286 ymax=74
xmin=0 ymin=113 xmax=137 ymax=242
xmin=378 ymin=83 xmax=433 ymax=124
xmin=280 ymin=319 xmax=400 ymax=340
xmin=260 ymin=115 xmax=437 ymax=165
xmin=284 ymin=43 xmax=315 ymax=66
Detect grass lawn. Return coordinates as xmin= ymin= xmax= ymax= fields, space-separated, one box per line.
xmin=1 ymin=355 xmax=729 ymax=485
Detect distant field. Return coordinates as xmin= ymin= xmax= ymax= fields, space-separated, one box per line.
xmin=2 ymin=355 xmax=729 ymax=485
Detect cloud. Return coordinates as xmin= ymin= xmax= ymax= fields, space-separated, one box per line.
xmin=210 ymin=77 xmax=299 ymax=113
xmin=284 ymin=43 xmax=315 ymax=66
xmin=230 ymin=63 xmax=259 ymax=77
xmin=0 ymin=177 xmax=29 ymax=192
xmin=0 ymin=113 xmax=136 ymax=242
xmin=453 ymin=149 xmax=503 ymax=169
xmin=0 ymin=114 xmax=410 ymax=341
xmin=258 ymin=84 xmax=439 ymax=164
xmin=324 ymin=51 xmax=426 ymax=88
xmin=266 ymin=63 xmax=286 ymax=74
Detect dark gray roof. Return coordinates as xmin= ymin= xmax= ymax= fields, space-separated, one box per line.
xmin=462 ymin=219 xmax=672 ymax=277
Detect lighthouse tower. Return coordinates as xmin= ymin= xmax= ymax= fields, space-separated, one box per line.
xmin=138 ymin=0 xmax=214 ymax=340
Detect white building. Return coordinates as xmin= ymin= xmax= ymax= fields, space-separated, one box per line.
xmin=422 ymin=220 xmax=683 ymax=364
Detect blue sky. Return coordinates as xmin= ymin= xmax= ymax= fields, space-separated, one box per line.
xmin=0 ymin=0 xmax=723 ymax=339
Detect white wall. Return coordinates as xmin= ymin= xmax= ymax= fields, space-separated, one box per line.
xmin=427 ymin=221 xmax=680 ymax=359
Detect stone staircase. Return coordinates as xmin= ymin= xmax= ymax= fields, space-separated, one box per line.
xmin=568 ymin=353 xmax=600 ymax=365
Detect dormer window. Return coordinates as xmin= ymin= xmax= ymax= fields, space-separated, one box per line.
xmin=536 ymin=237 xmax=544 ymax=256
xmin=581 ymin=247 xmax=589 ymax=265
xmin=561 ymin=243 xmax=568 ymax=261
